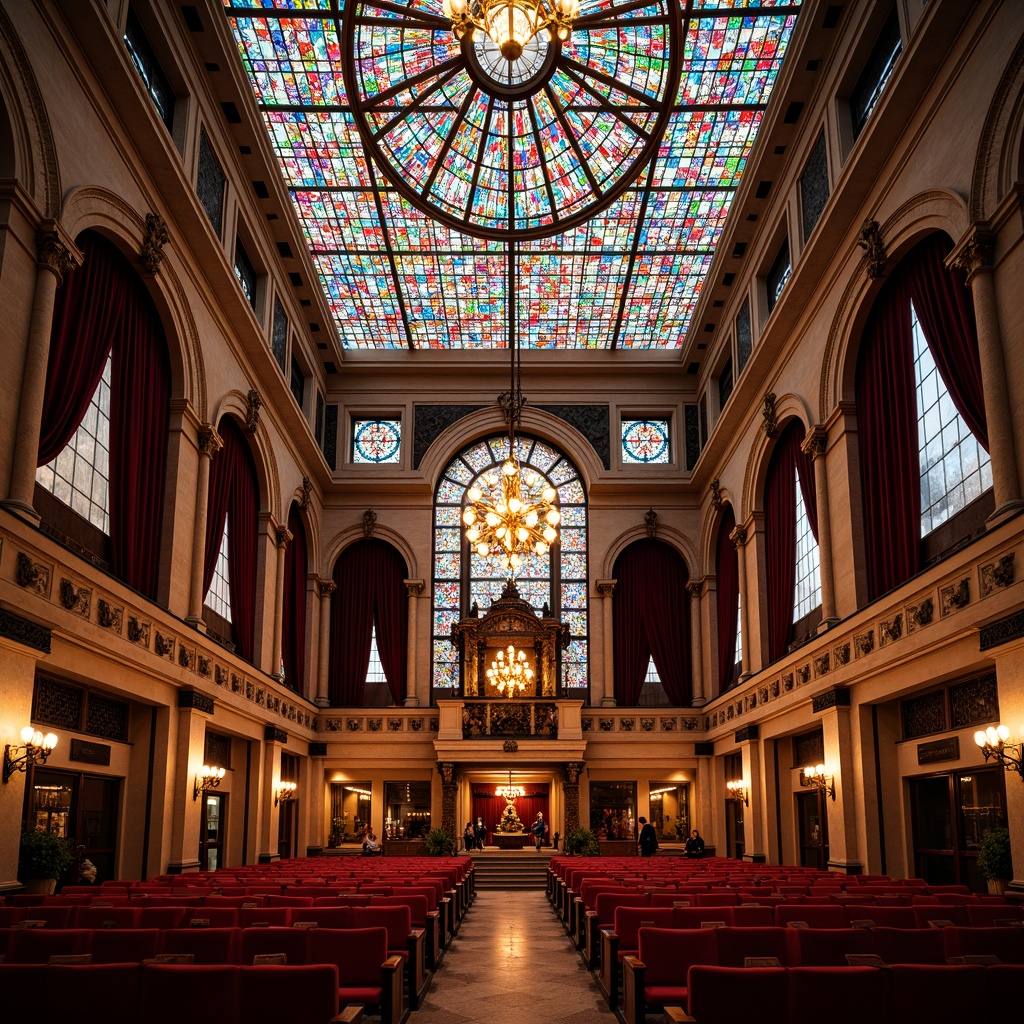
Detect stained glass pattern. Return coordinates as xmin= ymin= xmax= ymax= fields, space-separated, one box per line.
xmin=353 ymin=417 xmax=402 ymax=463
xmin=622 ymin=418 xmax=671 ymax=464
xmin=227 ymin=2 xmax=800 ymax=349
xmin=433 ymin=434 xmax=588 ymax=694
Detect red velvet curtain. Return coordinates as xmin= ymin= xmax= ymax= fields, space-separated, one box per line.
xmin=281 ymin=503 xmax=308 ymax=692
xmin=715 ymin=506 xmax=739 ymax=693
xmin=764 ymin=420 xmax=817 ymax=662
xmin=329 ymin=539 xmax=408 ymax=706
xmin=471 ymin=788 xmax=550 ymax=844
xmin=38 ymin=232 xmax=128 ymax=464
xmin=612 ymin=539 xmax=691 ymax=706
xmin=856 ymin=271 xmax=921 ymax=601
xmin=900 ymin=233 xmax=988 ymax=450
xmin=203 ymin=416 xmax=259 ymax=661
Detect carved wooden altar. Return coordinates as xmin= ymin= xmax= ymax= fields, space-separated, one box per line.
xmin=450 ymin=580 xmax=569 ymax=698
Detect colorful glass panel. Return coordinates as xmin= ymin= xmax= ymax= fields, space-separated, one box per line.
xmin=353 ymin=418 xmax=401 ymax=463
xmin=622 ymin=418 xmax=671 ymax=464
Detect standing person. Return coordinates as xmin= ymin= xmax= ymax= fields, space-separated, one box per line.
xmin=464 ymin=821 xmax=476 ymax=852
xmin=532 ymin=812 xmax=547 ymax=851
xmin=474 ymin=817 xmax=486 ymax=850
xmin=637 ymin=816 xmax=658 ymax=858
xmin=684 ymin=828 xmax=705 ymax=858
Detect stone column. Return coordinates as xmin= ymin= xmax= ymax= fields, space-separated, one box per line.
xmin=730 ymin=526 xmax=751 ymax=679
xmin=802 ymin=426 xmax=838 ymax=628
xmin=815 ymin=687 xmax=862 ymax=874
xmin=686 ymin=580 xmax=705 ymax=703
xmin=404 ymin=579 xmax=424 ymax=706
xmin=951 ymin=229 xmax=1024 ymax=521
xmin=167 ymin=692 xmax=215 ymax=873
xmin=259 ymin=726 xmax=287 ymax=863
xmin=563 ymin=761 xmax=585 ymax=834
xmin=436 ymin=761 xmax=458 ymax=839
xmin=271 ymin=524 xmax=291 ymax=682
xmin=186 ymin=426 xmax=222 ymax=628
xmin=596 ymin=580 xmax=616 ymax=706
xmin=315 ymin=578 xmax=335 ymax=707
xmin=3 ymin=229 xmax=79 ymax=521
xmin=737 ymin=725 xmax=766 ymax=862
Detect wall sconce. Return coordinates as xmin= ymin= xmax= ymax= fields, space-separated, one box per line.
xmin=975 ymin=724 xmax=1023 ymax=778
xmin=801 ymin=763 xmax=836 ymax=801
xmin=275 ymin=781 xmax=297 ymax=807
xmin=3 ymin=726 xmax=58 ymax=783
xmin=726 ymin=780 xmax=749 ymax=806
xmin=193 ymin=764 xmax=226 ymax=801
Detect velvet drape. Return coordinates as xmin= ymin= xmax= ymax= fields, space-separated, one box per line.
xmin=612 ymin=539 xmax=691 ymax=706
xmin=329 ymin=539 xmax=408 ymax=706
xmin=281 ymin=503 xmax=308 ymax=692
xmin=715 ymin=506 xmax=739 ymax=692
xmin=470 ymin=789 xmax=550 ymax=845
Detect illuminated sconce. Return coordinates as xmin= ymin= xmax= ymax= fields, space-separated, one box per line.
xmin=275 ymin=780 xmax=297 ymax=807
xmin=801 ymin=763 xmax=836 ymax=801
xmin=975 ymin=724 xmax=1023 ymax=779
xmin=726 ymin=779 xmax=749 ymax=807
xmin=3 ymin=726 xmax=58 ymax=783
xmin=193 ymin=764 xmax=226 ymax=801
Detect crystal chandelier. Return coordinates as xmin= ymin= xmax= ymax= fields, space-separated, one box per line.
xmin=463 ymin=246 xmax=560 ymax=574
xmin=487 ymin=644 xmax=535 ymax=697
xmin=442 ymin=0 xmax=580 ymax=62
xmin=495 ymin=770 xmax=525 ymax=802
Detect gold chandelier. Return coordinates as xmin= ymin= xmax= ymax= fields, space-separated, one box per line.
xmin=487 ymin=644 xmax=535 ymax=697
xmin=495 ymin=770 xmax=525 ymax=802
xmin=442 ymin=0 xmax=580 ymax=62
xmin=463 ymin=247 xmax=560 ymax=574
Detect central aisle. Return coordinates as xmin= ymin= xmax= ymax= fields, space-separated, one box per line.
xmin=411 ymin=890 xmax=617 ymax=1024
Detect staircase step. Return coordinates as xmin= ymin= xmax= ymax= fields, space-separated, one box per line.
xmin=468 ymin=851 xmax=551 ymax=890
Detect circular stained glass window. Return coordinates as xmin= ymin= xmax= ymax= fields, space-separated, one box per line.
xmin=621 ymin=419 xmax=670 ymax=464
xmin=354 ymin=419 xmax=402 ymax=463
xmin=342 ymin=0 xmax=680 ymax=240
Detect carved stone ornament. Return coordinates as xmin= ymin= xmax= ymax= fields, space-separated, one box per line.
xmin=730 ymin=525 xmax=748 ymax=548
xmin=879 ymin=614 xmax=903 ymax=646
xmin=215 ymin=665 xmax=228 ymax=685
xmin=436 ymin=761 xmax=456 ymax=785
xmin=686 ymin=581 xmax=702 ymax=600
xmin=796 ymin=664 xmax=811 ymax=684
xmin=980 ymin=553 xmax=1016 ymax=597
xmin=854 ymin=630 xmax=874 ymax=658
xmin=762 ymin=392 xmax=780 ymax=438
xmin=814 ymin=653 xmax=830 ymax=676
xmin=298 ymin=474 xmax=313 ymax=511
xmin=908 ymin=598 xmax=934 ymax=631
xmin=833 ymin=643 xmax=851 ymax=667
xmin=0 ymin=607 xmax=51 ymax=653
xmin=710 ymin=479 xmax=723 ymax=511
xmin=59 ymin=577 xmax=90 ymax=616
xmin=127 ymin=616 xmax=150 ymax=647
xmin=245 ymin=389 xmax=261 ymax=434
xmin=16 ymin=552 xmax=50 ymax=595
xmin=363 ymin=508 xmax=378 ymax=537
xmin=154 ymin=631 xmax=175 ymax=659
xmin=644 ymin=507 xmax=658 ymax=538
xmin=37 ymin=232 xmax=75 ymax=281
xmin=318 ymin=578 xmax=336 ymax=599
xmin=140 ymin=212 xmax=170 ymax=273
xmin=950 ymin=231 xmax=994 ymax=282
xmin=198 ymin=425 xmax=222 ymax=458
xmin=178 ymin=645 xmax=195 ymax=671
xmin=940 ymin=578 xmax=971 ymax=616
xmin=97 ymin=598 xmax=123 ymax=633
xmin=858 ymin=219 xmax=887 ymax=279
xmin=503 ymin=738 xmax=519 ymax=752
xmin=564 ymin=761 xmax=585 ymax=785
xmin=801 ymin=427 xmax=827 ymax=459
xmin=275 ymin=527 xmax=290 ymax=550
xmin=388 ymin=718 xmax=403 ymax=731
xmin=661 ymin=717 xmax=677 ymax=731
xmin=197 ymin=654 xmax=211 ymax=677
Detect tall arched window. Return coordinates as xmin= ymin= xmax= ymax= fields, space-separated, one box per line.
xmin=715 ymin=505 xmax=739 ymax=693
xmin=432 ymin=435 xmax=588 ymax=700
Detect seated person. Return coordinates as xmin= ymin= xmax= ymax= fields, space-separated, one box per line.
xmin=361 ymin=828 xmax=382 ymax=856
xmin=684 ymin=828 xmax=705 ymax=857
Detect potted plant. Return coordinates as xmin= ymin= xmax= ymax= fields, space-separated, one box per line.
xmin=19 ymin=829 xmax=74 ymax=894
xmin=563 ymin=826 xmax=599 ymax=857
xmin=977 ymin=825 xmax=1012 ymax=895
xmin=424 ymin=828 xmax=455 ymax=856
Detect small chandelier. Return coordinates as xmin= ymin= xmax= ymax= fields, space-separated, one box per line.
xmin=442 ymin=0 xmax=580 ymax=62
xmin=487 ymin=644 xmax=534 ymax=697
xmin=496 ymin=770 xmax=525 ymax=802
xmin=463 ymin=246 xmax=560 ymax=574
xmin=975 ymin=724 xmax=1024 ymax=779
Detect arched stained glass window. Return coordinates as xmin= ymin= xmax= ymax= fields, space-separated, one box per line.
xmin=433 ymin=434 xmax=588 ymax=697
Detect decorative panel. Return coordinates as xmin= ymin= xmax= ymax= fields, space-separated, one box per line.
xmin=196 ymin=127 xmax=225 ymax=238
xmin=800 ymin=131 xmax=829 ymax=242
xmin=84 ymin=692 xmax=129 ymax=743
xmin=902 ymin=689 xmax=947 ymax=740
xmin=684 ymin=404 xmax=700 ymax=470
xmin=949 ymin=673 xmax=999 ymax=730
xmin=793 ymin=729 xmax=823 ymax=767
xmin=33 ymin=677 xmax=83 ymax=732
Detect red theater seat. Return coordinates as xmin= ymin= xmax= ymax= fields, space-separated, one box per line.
xmin=787 ymin=966 xmax=891 ymax=1024
xmin=791 ymin=927 xmax=876 ymax=966
xmin=686 ymin=965 xmax=790 ymax=1024
xmin=239 ymin=964 xmax=340 ymax=1024
xmin=873 ymin=927 xmax=947 ymax=965
xmin=89 ymin=928 xmax=161 ymax=964
xmin=140 ymin=963 xmax=238 ymax=1024
xmin=715 ymin=926 xmax=791 ymax=967
xmin=47 ymin=963 xmax=142 ymax=1024
xmin=240 ymin=926 xmax=310 ymax=965
xmin=890 ymin=964 xmax=987 ymax=1023
xmin=9 ymin=928 xmax=91 ymax=963
xmin=158 ymin=926 xmax=240 ymax=964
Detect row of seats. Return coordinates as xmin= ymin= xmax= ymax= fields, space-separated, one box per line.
xmin=614 ymin=924 xmax=1024 ymax=1021
xmin=647 ymin=963 xmax=1024 ymax=1024
xmin=0 ymin=961 xmax=370 ymax=1024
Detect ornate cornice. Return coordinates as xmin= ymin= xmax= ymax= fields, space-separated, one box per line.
xmin=734 ymin=724 xmax=759 ymax=742
xmin=178 ymin=690 xmax=214 ymax=715
xmin=596 ymin=579 xmax=617 ymax=597
xmin=564 ymin=761 xmax=586 ymax=784
xmin=404 ymin=578 xmax=425 ymax=597
xmin=812 ymin=686 xmax=851 ymax=713
xmin=0 ymin=607 xmax=51 ymax=654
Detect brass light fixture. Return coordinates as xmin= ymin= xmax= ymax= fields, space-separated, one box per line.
xmin=462 ymin=245 xmax=560 ymax=574
xmin=495 ymin=770 xmax=525 ymax=802
xmin=800 ymin=763 xmax=836 ymax=801
xmin=975 ymin=724 xmax=1023 ymax=779
xmin=487 ymin=644 xmax=535 ymax=697
xmin=2 ymin=726 xmax=58 ymax=783
xmin=193 ymin=764 xmax=226 ymax=801
xmin=275 ymin=780 xmax=297 ymax=807
xmin=442 ymin=0 xmax=580 ymax=62
xmin=726 ymin=779 xmax=749 ymax=807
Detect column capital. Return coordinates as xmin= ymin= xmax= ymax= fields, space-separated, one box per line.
xmin=801 ymin=425 xmax=828 ymax=459
xmin=564 ymin=761 xmax=586 ymax=784
xmin=36 ymin=224 xmax=80 ymax=282
xmin=275 ymin=526 xmax=292 ymax=550
xmin=730 ymin=525 xmax=748 ymax=548
xmin=317 ymin=577 xmax=336 ymax=599
xmin=197 ymin=425 xmax=222 ymax=458
xmin=686 ymin=579 xmax=703 ymax=599
xmin=435 ymin=760 xmax=457 ymax=785
xmin=596 ymin=578 xmax=617 ymax=597
xmin=949 ymin=225 xmax=995 ymax=282
xmin=404 ymin=578 xmax=425 ymax=597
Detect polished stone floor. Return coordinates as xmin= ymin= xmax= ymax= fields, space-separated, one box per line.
xmin=404 ymin=890 xmax=617 ymax=1024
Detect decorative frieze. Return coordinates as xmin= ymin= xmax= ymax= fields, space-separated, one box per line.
xmin=812 ymin=687 xmax=850 ymax=713
xmin=735 ymin=724 xmax=759 ymax=742
xmin=388 ymin=718 xmax=403 ymax=732
xmin=97 ymin=598 xmax=123 ymax=634
xmin=178 ymin=645 xmax=195 ymax=671
xmin=879 ymin=614 xmax=902 ymax=646
xmin=940 ymin=578 xmax=971 ymax=616
xmin=16 ymin=552 xmax=50 ymax=596
xmin=127 ymin=616 xmax=150 ymax=647
xmin=640 ymin=718 xmax=654 ymax=732
xmin=0 ymin=607 xmax=51 ymax=653
xmin=619 ymin=717 xmax=635 ymax=731
xmin=907 ymin=598 xmax=934 ymax=632
xmin=980 ymin=552 xmax=1015 ymax=598
xmin=59 ymin=577 xmax=90 ymax=616
xmin=154 ymin=631 xmax=175 ymax=660
xmin=178 ymin=690 xmax=215 ymax=715
xmin=264 ymin=726 xmax=287 ymax=743
xmin=833 ymin=643 xmax=850 ymax=667
xmin=814 ymin=653 xmax=830 ymax=676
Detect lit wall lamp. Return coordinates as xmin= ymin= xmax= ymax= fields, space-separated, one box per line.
xmin=3 ymin=726 xmax=58 ymax=783
xmin=275 ymin=781 xmax=297 ymax=807
xmin=975 ymin=724 xmax=1023 ymax=778
xmin=193 ymin=764 xmax=226 ymax=801
xmin=801 ymin=764 xmax=836 ymax=801
xmin=726 ymin=780 xmax=749 ymax=807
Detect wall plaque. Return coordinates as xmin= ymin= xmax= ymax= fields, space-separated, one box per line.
xmin=70 ymin=738 xmax=111 ymax=766
xmin=917 ymin=736 xmax=960 ymax=765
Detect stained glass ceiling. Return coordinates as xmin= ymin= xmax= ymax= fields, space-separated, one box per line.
xmin=226 ymin=0 xmax=800 ymax=349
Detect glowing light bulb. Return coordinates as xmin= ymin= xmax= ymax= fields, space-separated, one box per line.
xmin=997 ymin=724 xmax=1010 ymax=741
xmin=20 ymin=725 xmax=35 ymax=744
xmin=43 ymin=733 xmax=57 ymax=750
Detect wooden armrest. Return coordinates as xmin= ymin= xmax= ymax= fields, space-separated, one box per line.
xmin=623 ymin=955 xmax=645 ymax=971
xmin=383 ymin=954 xmax=404 ymax=971
xmin=332 ymin=1008 xmax=364 ymax=1024
xmin=663 ymin=1008 xmax=695 ymax=1024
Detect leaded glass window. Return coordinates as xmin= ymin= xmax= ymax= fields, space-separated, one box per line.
xmin=800 ymin=131 xmax=829 ymax=242
xmin=36 ymin=354 xmax=112 ymax=532
xmin=432 ymin=435 xmax=588 ymax=696
xmin=622 ymin=419 xmax=671 ymax=465
xmin=366 ymin=626 xmax=386 ymax=683
xmin=206 ymin=525 xmax=233 ymax=623
xmin=235 ymin=239 xmax=257 ymax=308
xmin=124 ymin=8 xmax=175 ymax=131
xmin=767 ymin=239 xmax=791 ymax=313
xmin=718 ymin=358 xmax=734 ymax=410
xmin=736 ymin=298 xmax=752 ymax=374
xmin=196 ymin=127 xmax=225 ymax=238
xmin=353 ymin=418 xmax=401 ymax=464
xmin=794 ymin=469 xmax=821 ymax=621
xmin=271 ymin=297 xmax=288 ymax=373
xmin=851 ymin=7 xmax=902 ymax=139
xmin=912 ymin=301 xmax=992 ymax=535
